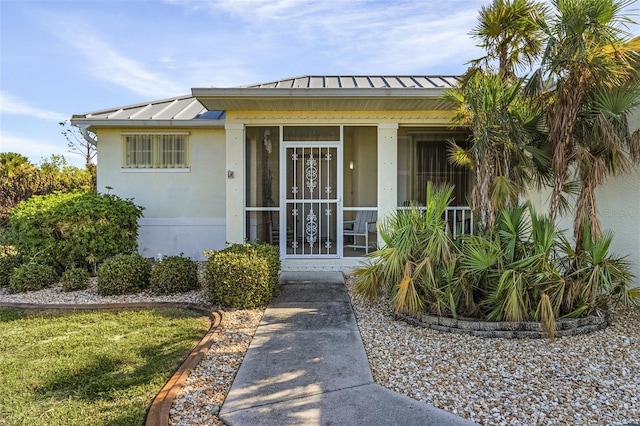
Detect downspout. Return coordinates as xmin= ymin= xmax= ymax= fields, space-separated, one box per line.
xmin=76 ymin=124 xmax=97 ymax=146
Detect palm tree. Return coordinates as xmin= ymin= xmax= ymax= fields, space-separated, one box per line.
xmin=540 ymin=0 xmax=639 ymax=224
xmin=470 ymin=0 xmax=547 ymax=79
xmin=445 ymin=69 xmax=548 ymax=232
xmin=448 ymin=0 xmax=549 ymax=233
xmin=572 ymin=80 xmax=640 ymax=248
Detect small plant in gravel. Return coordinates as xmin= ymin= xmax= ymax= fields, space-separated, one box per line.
xmin=149 ymin=255 xmax=199 ymax=295
xmin=205 ymin=250 xmax=270 ymax=308
xmin=97 ymin=254 xmax=151 ymax=296
xmin=9 ymin=263 xmax=59 ymax=293
xmin=61 ymin=267 xmax=90 ymax=292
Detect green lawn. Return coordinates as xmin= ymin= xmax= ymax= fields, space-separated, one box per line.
xmin=0 ymin=307 xmax=211 ymax=426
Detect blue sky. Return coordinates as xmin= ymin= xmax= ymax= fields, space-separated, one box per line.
xmin=3 ymin=0 xmax=634 ymax=167
xmin=0 ymin=0 xmax=491 ymax=166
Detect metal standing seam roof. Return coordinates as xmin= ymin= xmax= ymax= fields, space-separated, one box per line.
xmin=72 ymin=75 xmax=461 ymax=123
xmin=74 ymin=95 xmax=225 ymax=121
xmin=242 ymin=75 xmax=460 ymax=89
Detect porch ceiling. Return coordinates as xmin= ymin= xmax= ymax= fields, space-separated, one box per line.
xmin=191 ymin=87 xmax=455 ymax=111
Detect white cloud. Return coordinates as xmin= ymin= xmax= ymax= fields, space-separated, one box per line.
xmin=0 ymin=91 xmax=68 ymax=122
xmin=70 ymin=34 xmax=183 ymax=98
xmin=39 ymin=15 xmax=184 ymax=99
xmin=169 ymin=0 xmax=484 ymax=77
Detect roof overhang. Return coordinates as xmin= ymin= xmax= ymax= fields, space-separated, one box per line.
xmin=191 ymin=87 xmax=454 ymax=111
xmin=70 ymin=118 xmax=226 ymax=129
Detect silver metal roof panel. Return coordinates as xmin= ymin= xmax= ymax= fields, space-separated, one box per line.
xmin=243 ymin=75 xmax=460 ymax=89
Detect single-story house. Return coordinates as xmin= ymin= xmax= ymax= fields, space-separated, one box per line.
xmin=71 ymin=75 xmax=639 ymax=282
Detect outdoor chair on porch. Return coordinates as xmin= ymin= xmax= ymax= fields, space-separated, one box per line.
xmin=343 ymin=210 xmax=377 ymax=254
xmin=267 ymin=212 xmax=293 ymax=246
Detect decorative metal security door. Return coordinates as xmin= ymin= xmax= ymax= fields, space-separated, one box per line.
xmin=283 ymin=145 xmax=340 ymax=257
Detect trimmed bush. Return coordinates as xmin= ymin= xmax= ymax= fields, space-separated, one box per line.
xmin=97 ymin=254 xmax=151 ymax=296
xmin=0 ymin=254 xmax=23 ymax=288
xmin=205 ymin=251 xmax=270 ymax=308
xmin=61 ymin=267 xmax=90 ymax=292
xmin=7 ymin=191 xmax=144 ymax=272
xmin=9 ymin=263 xmax=59 ymax=293
xmin=221 ymin=243 xmax=281 ymax=299
xmin=150 ymin=256 xmax=199 ymax=295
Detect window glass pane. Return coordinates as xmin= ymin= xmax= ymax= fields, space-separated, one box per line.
xmin=246 ymin=127 xmax=280 ymax=207
xmin=283 ymin=126 xmax=340 ymax=141
xmin=246 ymin=211 xmax=279 ymax=246
xmin=122 ymin=134 xmax=188 ymax=168
xmin=397 ymin=129 xmax=470 ymax=206
xmin=343 ymin=126 xmax=377 ymax=207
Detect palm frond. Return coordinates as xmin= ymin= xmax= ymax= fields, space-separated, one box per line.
xmin=536 ymin=293 xmax=557 ymax=338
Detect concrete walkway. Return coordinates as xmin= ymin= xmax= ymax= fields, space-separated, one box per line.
xmin=219 ymin=272 xmax=476 ymax=426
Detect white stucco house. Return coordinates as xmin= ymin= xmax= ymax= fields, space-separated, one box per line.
xmin=71 ymin=75 xmax=640 ymax=282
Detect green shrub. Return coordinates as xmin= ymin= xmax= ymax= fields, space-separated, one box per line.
xmin=61 ymin=267 xmax=90 ymax=292
xmin=0 ymin=254 xmax=23 ymax=288
xmin=7 ymin=191 xmax=144 ymax=273
xmin=221 ymin=243 xmax=281 ymax=299
xmin=97 ymin=254 xmax=151 ymax=296
xmin=355 ymin=197 xmax=637 ymax=338
xmin=150 ymin=256 xmax=199 ymax=295
xmin=9 ymin=263 xmax=59 ymax=293
xmin=205 ymin=251 xmax=270 ymax=308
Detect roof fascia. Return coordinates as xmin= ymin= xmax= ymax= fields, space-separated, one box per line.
xmin=191 ymin=87 xmax=446 ymax=99
xmin=70 ymin=118 xmax=226 ymax=129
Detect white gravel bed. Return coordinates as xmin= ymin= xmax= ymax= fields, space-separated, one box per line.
xmin=169 ymin=308 xmax=264 ymax=426
xmin=0 ymin=278 xmax=208 ymax=305
xmin=346 ymin=278 xmax=640 ymax=426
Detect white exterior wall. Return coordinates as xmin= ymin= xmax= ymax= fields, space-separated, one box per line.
xmin=596 ymin=169 xmax=640 ymax=285
xmin=95 ymin=127 xmax=227 ymax=260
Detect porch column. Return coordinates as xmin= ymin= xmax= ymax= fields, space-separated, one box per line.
xmin=225 ymin=123 xmax=245 ymax=244
xmin=377 ymin=123 xmax=398 ymax=247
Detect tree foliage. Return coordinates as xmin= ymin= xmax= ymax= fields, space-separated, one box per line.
xmin=541 ymin=0 xmax=640 ymax=225
xmin=0 ymin=152 xmax=96 ymax=224
xmin=445 ymin=69 xmax=549 ymax=233
xmin=454 ymin=0 xmax=640 ymax=244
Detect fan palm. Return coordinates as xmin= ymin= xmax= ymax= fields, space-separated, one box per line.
xmin=354 ymin=183 xmax=457 ymax=315
xmin=445 ymin=69 xmax=549 ymax=233
xmin=470 ymin=0 xmax=547 ymax=79
xmin=539 ymin=0 xmax=640 ymax=223
xmin=572 ymin=80 xmax=640 ymax=247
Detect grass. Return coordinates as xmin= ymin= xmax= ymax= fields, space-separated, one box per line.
xmin=0 ymin=307 xmax=211 ymax=426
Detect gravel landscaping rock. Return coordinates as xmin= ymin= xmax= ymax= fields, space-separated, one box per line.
xmin=0 ymin=278 xmax=208 ymax=305
xmin=168 ymin=308 xmax=263 ymax=426
xmin=346 ymin=277 xmax=640 ymax=426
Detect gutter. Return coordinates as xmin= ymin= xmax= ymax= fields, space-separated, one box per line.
xmin=191 ymin=87 xmax=447 ymax=99
xmin=75 ymin=123 xmax=98 ymax=146
xmin=70 ymin=118 xmax=227 ymax=131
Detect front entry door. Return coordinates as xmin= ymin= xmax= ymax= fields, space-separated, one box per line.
xmin=283 ymin=144 xmax=340 ymax=257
